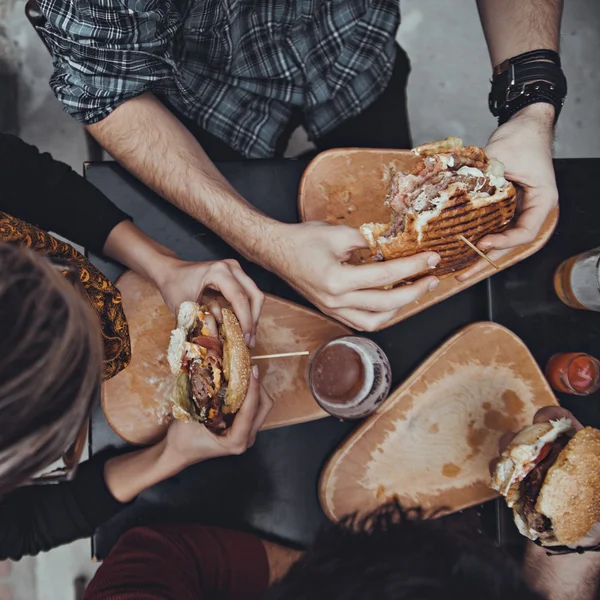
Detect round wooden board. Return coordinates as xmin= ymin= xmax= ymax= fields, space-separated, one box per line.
xmin=298 ymin=148 xmax=559 ymax=329
xmin=102 ymin=271 xmax=351 ymax=445
xmin=319 ymin=322 xmax=559 ymax=521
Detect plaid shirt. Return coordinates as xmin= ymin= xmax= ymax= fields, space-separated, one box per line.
xmin=38 ymin=0 xmax=400 ymax=159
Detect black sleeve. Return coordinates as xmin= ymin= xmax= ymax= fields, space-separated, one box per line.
xmin=0 ymin=134 xmax=131 ymax=254
xmin=0 ymin=453 xmax=128 ymax=560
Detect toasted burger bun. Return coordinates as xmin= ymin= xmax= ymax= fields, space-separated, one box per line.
xmin=492 ymin=420 xmax=600 ymax=546
xmin=360 ymin=138 xmax=517 ymax=278
xmin=533 ymin=427 xmax=600 ymax=545
xmin=220 ymin=308 xmax=251 ymax=415
xmin=167 ymin=301 xmax=250 ymax=430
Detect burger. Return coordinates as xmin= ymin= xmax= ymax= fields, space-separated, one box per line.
xmin=360 ymin=137 xmax=518 ymax=277
xmin=167 ymin=301 xmax=251 ymax=432
xmin=491 ymin=419 xmax=600 ymax=546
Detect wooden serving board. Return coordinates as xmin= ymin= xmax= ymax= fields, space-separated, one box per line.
xmin=102 ymin=271 xmax=351 ymax=445
xmin=319 ymin=322 xmax=558 ymax=521
xmin=299 ymin=149 xmax=559 ymax=328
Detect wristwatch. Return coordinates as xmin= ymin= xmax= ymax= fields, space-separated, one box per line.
xmin=488 ymin=50 xmax=567 ymax=126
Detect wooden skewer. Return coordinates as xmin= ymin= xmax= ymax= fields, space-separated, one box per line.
xmin=458 ymin=235 xmax=500 ymax=271
xmin=251 ymin=351 xmax=310 ymax=361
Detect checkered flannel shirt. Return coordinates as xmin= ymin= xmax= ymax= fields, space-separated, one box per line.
xmin=37 ymin=0 xmax=400 ymax=158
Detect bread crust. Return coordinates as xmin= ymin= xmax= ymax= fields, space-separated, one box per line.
xmin=220 ymin=308 xmax=251 ymax=415
xmin=361 ymin=183 xmax=516 ymax=277
xmin=536 ymin=427 xmax=600 ymax=544
xmin=360 ymin=138 xmax=517 ymax=278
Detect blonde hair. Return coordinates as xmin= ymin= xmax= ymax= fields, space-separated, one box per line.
xmin=0 ymin=243 xmax=103 ymax=493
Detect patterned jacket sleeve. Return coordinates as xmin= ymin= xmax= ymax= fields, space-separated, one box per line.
xmin=37 ymin=0 xmax=182 ymax=124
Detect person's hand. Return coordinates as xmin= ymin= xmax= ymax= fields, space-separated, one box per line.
xmin=267 ymin=221 xmax=440 ymax=331
xmin=162 ymin=365 xmax=273 ymax=468
xmin=458 ymin=103 xmax=557 ymax=281
xmin=153 ymin=257 xmax=264 ymax=342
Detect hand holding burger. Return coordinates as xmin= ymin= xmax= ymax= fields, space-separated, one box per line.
xmin=163 ymin=368 xmax=273 ymax=466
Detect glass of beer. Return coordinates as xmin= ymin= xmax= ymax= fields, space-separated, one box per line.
xmin=554 ymin=247 xmax=600 ymax=311
xmin=308 ymin=336 xmax=392 ymax=419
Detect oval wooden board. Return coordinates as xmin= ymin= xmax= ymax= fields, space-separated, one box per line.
xmin=319 ymin=322 xmax=558 ymax=521
xmin=102 ymin=271 xmax=351 ymax=445
xmin=298 ymin=148 xmax=559 ymax=329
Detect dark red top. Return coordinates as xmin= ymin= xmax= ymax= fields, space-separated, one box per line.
xmin=83 ymin=524 xmax=270 ymax=600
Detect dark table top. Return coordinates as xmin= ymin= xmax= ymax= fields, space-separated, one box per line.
xmin=86 ymin=157 xmax=600 ymax=559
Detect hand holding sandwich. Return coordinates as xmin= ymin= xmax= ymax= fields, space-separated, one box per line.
xmin=269 ymin=221 xmax=440 ymax=332
xmin=458 ymin=104 xmax=558 ymax=281
xmin=164 ymin=366 xmax=273 ymax=465
xmin=103 ymin=221 xmax=264 ymax=341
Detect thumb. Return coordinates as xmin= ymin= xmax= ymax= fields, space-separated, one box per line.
xmin=332 ymin=225 xmax=370 ymax=254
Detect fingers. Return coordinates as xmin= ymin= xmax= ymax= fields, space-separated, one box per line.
xmin=331 ymin=307 xmax=401 ymax=332
xmin=226 ymin=368 xmax=260 ymax=448
xmin=455 ymin=248 xmax=510 ymax=282
xmin=533 ymin=406 xmax=584 ymax=431
xmin=248 ymin=385 xmax=274 ymax=446
xmin=224 ymin=259 xmax=265 ymax=342
xmin=478 ymin=189 xmax=556 ymax=252
xmin=330 ymin=225 xmax=370 ymax=257
xmin=336 ymin=276 xmax=439 ymax=313
xmin=498 ymin=431 xmax=517 ymax=453
xmin=338 ymin=253 xmax=440 ymax=293
xmin=205 ymin=262 xmax=255 ymax=339
xmin=478 ymin=225 xmax=538 ymax=252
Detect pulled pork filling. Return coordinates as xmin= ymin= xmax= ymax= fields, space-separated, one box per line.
xmin=383 ymin=149 xmax=497 ymax=238
xmin=518 ymin=435 xmax=571 ymax=538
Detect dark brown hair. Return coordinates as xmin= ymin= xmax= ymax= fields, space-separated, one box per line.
xmin=0 ymin=243 xmax=103 ymax=492
xmin=267 ymin=501 xmax=544 ymax=600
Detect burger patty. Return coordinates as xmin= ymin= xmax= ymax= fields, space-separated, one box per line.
xmin=519 ymin=435 xmax=571 ymax=533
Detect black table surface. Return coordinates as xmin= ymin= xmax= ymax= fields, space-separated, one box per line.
xmin=86 ymin=157 xmax=600 ymax=559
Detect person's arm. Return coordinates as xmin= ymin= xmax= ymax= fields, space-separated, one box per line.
xmin=0 ymin=453 xmax=124 ymax=560
xmin=83 ymin=525 xmax=272 ymax=600
xmin=102 ymin=220 xmax=264 ymax=338
xmin=524 ymin=541 xmax=600 ymax=600
xmin=88 ymin=93 xmax=441 ymax=331
xmin=0 ymin=445 xmax=195 ymax=560
xmin=0 ymin=134 xmax=131 ymax=254
xmin=477 ymin=0 xmax=562 ymax=68
xmin=42 ymin=0 xmax=440 ymax=332
xmin=460 ymin=1 xmax=563 ymax=279
xmin=0 ymin=372 xmax=271 ymax=560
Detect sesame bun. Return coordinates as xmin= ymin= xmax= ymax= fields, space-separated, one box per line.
xmin=220 ymin=308 xmax=251 ymax=415
xmin=535 ymin=427 xmax=600 ymax=545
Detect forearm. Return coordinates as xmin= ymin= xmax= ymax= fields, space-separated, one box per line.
xmin=103 ymin=440 xmax=185 ymax=504
xmin=88 ymin=92 xmax=281 ymax=269
xmin=103 ymin=220 xmax=179 ymax=284
xmin=476 ymin=0 xmax=563 ymax=66
xmin=524 ymin=542 xmax=600 ymax=600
